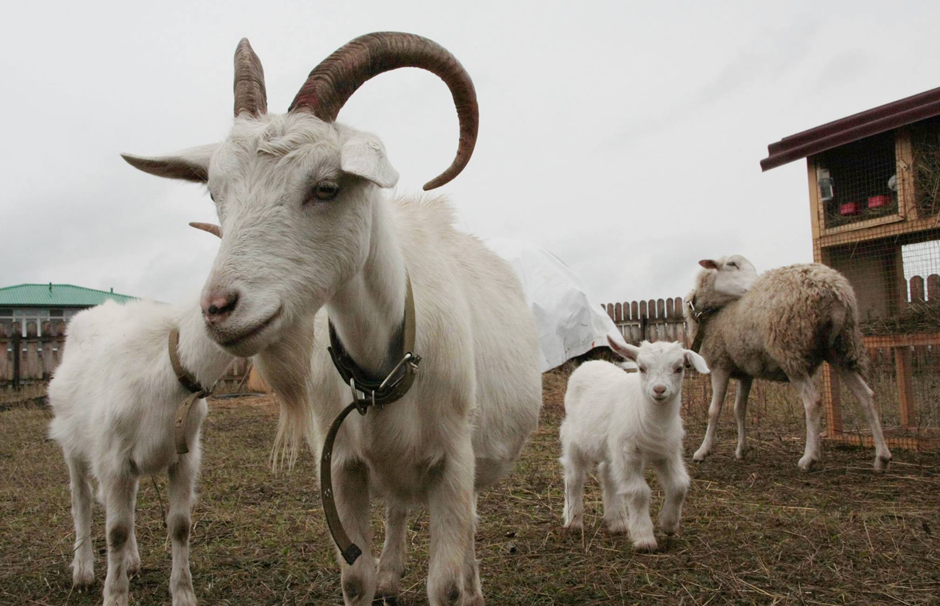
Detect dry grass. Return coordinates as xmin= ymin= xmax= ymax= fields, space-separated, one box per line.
xmin=1 ymin=370 xmax=939 ymax=605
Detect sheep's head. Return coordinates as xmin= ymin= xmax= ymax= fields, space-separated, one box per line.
xmin=607 ymin=336 xmax=709 ymax=404
xmin=122 ymin=33 xmax=478 ymax=356
xmin=695 ymin=255 xmax=758 ymax=303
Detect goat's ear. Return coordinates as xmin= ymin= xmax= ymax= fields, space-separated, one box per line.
xmin=607 ymin=335 xmax=640 ymax=361
xmin=121 ymin=144 xmax=218 ymax=183
xmin=341 ymin=134 xmax=399 ymax=188
xmin=683 ymin=350 xmax=710 ymax=374
xmin=699 ymin=259 xmax=720 ymax=270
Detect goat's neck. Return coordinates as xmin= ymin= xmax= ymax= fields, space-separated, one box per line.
xmin=176 ymin=304 xmax=237 ymax=388
xmin=327 ymin=199 xmax=407 ymax=376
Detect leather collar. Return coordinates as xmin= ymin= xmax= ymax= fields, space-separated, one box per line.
xmin=168 ymin=328 xmax=211 ymax=455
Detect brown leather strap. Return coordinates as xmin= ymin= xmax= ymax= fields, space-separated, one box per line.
xmin=320 ymin=273 xmax=420 ymax=565
xmin=168 ymin=328 xmax=210 ymax=455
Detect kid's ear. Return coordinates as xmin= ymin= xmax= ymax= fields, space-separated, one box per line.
xmin=683 ymin=350 xmax=710 ymax=374
xmin=607 ymin=335 xmax=640 ymax=361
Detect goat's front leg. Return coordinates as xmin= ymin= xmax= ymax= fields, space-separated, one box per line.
xmin=427 ymin=435 xmax=477 ymax=606
xmin=66 ymin=455 xmax=95 ymax=589
xmin=102 ymin=473 xmax=138 ymax=606
xmin=461 ymin=494 xmax=483 ymax=606
xmin=333 ymin=459 xmax=375 ymax=606
xmin=560 ymin=444 xmax=587 ymax=530
xmin=376 ymin=503 xmax=409 ymax=602
xmin=611 ymin=454 xmax=656 ymax=552
xmin=167 ymin=448 xmax=200 ymax=606
xmin=653 ymin=454 xmax=690 ymax=536
xmin=791 ymin=375 xmax=822 ymax=471
xmin=598 ymin=461 xmax=628 ymax=533
xmin=734 ymin=378 xmax=753 ymax=460
xmin=693 ymin=367 xmax=730 ymax=462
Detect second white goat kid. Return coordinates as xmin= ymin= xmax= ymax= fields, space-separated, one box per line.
xmin=560 ymin=337 xmax=709 ymax=551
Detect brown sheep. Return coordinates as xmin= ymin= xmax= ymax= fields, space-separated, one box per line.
xmin=685 ymin=256 xmax=892 ymax=472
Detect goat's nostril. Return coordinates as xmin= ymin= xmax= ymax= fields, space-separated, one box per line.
xmin=203 ymin=291 xmax=239 ymax=320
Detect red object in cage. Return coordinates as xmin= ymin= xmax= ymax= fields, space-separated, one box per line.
xmin=868 ymin=195 xmax=889 ymax=208
xmin=840 ymin=201 xmax=860 ymax=215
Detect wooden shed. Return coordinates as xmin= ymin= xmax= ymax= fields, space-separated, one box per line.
xmin=762 ymin=87 xmax=940 ymax=450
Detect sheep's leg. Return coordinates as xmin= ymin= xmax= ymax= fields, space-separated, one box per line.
xmin=560 ymin=445 xmax=587 ymax=530
xmin=427 ymin=437 xmax=476 ymax=606
xmin=734 ymin=378 xmax=753 ymax=460
xmin=376 ymin=503 xmax=409 ymax=602
xmin=653 ymin=454 xmax=690 ymax=536
xmin=598 ymin=461 xmax=628 ymax=533
xmin=837 ymin=368 xmax=893 ymax=472
xmin=612 ymin=455 xmax=656 ymax=552
xmin=167 ymin=450 xmax=200 ymax=606
xmin=792 ymin=376 xmax=822 ymax=471
xmin=67 ymin=455 xmax=95 ymax=589
xmin=102 ymin=474 xmax=137 ymax=606
xmin=333 ymin=460 xmax=375 ymax=606
xmin=693 ymin=368 xmax=731 ymax=462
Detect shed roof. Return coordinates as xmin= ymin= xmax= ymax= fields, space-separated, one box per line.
xmin=761 ymin=86 xmax=940 ymax=171
xmin=0 ymin=284 xmax=136 ymax=308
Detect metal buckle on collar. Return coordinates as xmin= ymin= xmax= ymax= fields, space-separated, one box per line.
xmin=687 ymin=299 xmax=703 ymax=321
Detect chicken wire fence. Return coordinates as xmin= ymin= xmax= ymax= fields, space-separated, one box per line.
xmin=811 ymin=123 xmax=940 ymax=450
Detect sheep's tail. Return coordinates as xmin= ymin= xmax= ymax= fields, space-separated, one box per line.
xmin=828 ymin=279 xmax=869 ymax=377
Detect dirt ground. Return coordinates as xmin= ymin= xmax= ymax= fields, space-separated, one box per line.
xmin=1 ymin=369 xmax=938 ymax=605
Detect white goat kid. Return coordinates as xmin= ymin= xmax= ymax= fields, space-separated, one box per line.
xmin=560 ymin=337 xmax=708 ymax=552
xmin=122 ymin=33 xmax=542 ymax=606
xmin=48 ymin=297 xmax=234 ymax=606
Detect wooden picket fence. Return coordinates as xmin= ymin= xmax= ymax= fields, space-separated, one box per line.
xmin=0 ymin=321 xmax=250 ymax=389
xmin=602 ymin=297 xmax=688 ymax=345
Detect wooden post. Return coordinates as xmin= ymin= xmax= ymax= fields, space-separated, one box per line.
xmin=896 ymin=127 xmax=917 ymax=221
xmin=823 ymin=363 xmax=842 ymax=436
xmin=11 ymin=330 xmax=20 ymax=390
xmin=895 ymin=346 xmax=915 ymax=428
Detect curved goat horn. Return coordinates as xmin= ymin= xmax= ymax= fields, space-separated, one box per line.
xmin=234 ymin=38 xmax=267 ymax=117
xmin=189 ymin=222 xmax=222 ymax=239
xmin=289 ymin=32 xmax=478 ymax=190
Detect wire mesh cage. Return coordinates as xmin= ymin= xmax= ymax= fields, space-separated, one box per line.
xmin=810 ymin=124 xmax=940 ymax=451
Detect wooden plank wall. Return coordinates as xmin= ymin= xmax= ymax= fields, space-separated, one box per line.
xmin=602 ymin=296 xmax=688 ymax=346
xmin=0 ymin=322 xmax=251 ymax=387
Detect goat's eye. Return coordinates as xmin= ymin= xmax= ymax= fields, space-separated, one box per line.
xmin=638 ymin=367 xmax=647 ymax=373
xmin=675 ymin=367 xmax=683 ymax=374
xmin=209 ymin=192 xmax=216 ymax=203
xmin=312 ymin=180 xmax=340 ymax=201
xmin=727 ymin=262 xmax=737 ymax=268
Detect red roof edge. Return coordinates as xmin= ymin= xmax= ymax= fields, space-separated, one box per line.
xmin=761 ymin=86 xmax=940 ymax=172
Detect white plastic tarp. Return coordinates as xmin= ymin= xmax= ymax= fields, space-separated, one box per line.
xmin=484 ymin=238 xmax=620 ymax=372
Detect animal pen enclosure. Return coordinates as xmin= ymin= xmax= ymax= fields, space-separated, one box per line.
xmin=0 ymin=321 xmax=251 ymax=391
xmin=762 ymin=86 xmax=940 ymax=451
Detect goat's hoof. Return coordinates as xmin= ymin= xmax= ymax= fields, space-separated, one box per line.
xmin=692 ymin=450 xmax=708 ymax=463
xmin=71 ymin=563 xmax=95 ymax=589
xmin=735 ymin=447 xmax=748 ymax=460
xmin=171 ymin=587 xmax=197 ymax=606
xmin=632 ymin=538 xmax=658 ymax=553
xmin=374 ymin=572 xmax=400 ymax=604
xmin=606 ymin=520 xmax=628 ymax=534
xmin=874 ymin=454 xmax=892 ymax=473
xmin=125 ymin=556 xmax=141 ymax=577
xmin=659 ymin=522 xmax=679 ymax=536
xmin=797 ymin=455 xmax=818 ymax=471
xmin=563 ymin=519 xmax=583 ymax=532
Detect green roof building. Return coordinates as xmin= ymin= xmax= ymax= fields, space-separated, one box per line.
xmin=0 ymin=283 xmax=136 ymax=336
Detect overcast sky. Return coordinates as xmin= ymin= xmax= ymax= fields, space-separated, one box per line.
xmin=3 ymin=1 xmax=940 ymax=307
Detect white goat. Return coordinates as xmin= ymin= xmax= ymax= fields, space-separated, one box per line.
xmin=121 ymin=33 xmax=542 ymax=606
xmin=686 ymin=255 xmax=892 ymax=471
xmin=560 ymin=337 xmax=709 ymax=552
xmin=48 ymin=297 xmax=234 ymax=606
